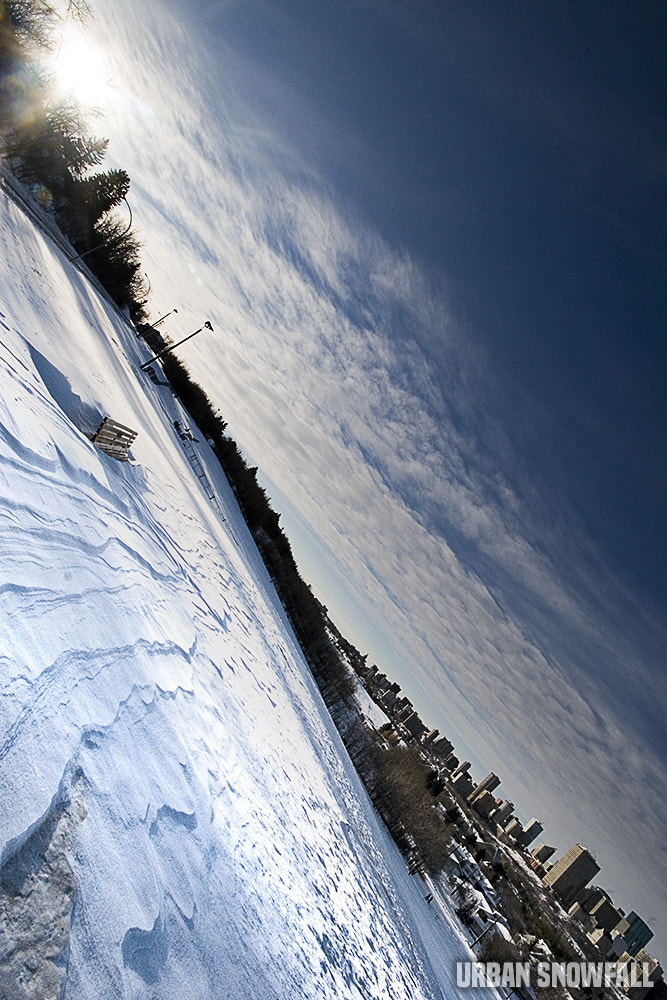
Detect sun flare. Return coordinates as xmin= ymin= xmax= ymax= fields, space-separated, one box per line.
xmin=48 ymin=29 xmax=114 ymax=111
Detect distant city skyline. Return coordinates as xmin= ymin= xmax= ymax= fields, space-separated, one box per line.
xmin=357 ymin=659 xmax=656 ymax=965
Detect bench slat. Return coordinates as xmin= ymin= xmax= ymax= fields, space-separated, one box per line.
xmin=92 ymin=417 xmax=139 ymax=461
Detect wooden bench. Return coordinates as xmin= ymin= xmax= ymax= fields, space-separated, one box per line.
xmin=92 ymin=417 xmax=138 ymax=462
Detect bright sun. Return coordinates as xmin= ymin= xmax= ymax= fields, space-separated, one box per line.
xmin=48 ymin=29 xmax=114 ymax=110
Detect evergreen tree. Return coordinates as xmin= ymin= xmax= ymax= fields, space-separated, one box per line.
xmin=80 ymin=167 xmax=129 ymax=215
xmin=83 ymin=210 xmax=146 ymax=306
xmin=67 ymin=167 xmax=129 ymax=243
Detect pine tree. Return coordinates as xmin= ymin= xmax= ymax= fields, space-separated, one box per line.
xmin=66 ymin=167 xmax=129 ymax=242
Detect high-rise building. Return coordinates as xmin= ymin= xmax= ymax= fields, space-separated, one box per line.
xmin=531 ymin=842 xmax=556 ymax=864
xmin=468 ymin=772 xmax=500 ymax=804
xmin=573 ymin=887 xmax=626 ymax=935
xmin=451 ymin=761 xmax=471 ymax=779
xmin=590 ymin=897 xmax=625 ymax=935
xmin=402 ymin=712 xmax=427 ymax=739
xmin=614 ymin=949 xmax=663 ymax=1000
xmin=516 ymin=817 xmax=543 ymax=849
xmin=623 ymin=911 xmax=654 ymax=957
xmin=471 ymin=789 xmax=498 ymax=820
xmin=432 ymin=736 xmax=454 ymax=758
xmin=421 ymin=728 xmax=440 ymax=744
xmin=543 ymin=844 xmax=600 ymax=908
xmin=504 ymin=818 xmax=524 ymax=843
xmin=395 ymin=705 xmax=414 ymax=724
xmin=451 ymin=771 xmax=474 ymax=799
xmin=492 ymin=800 xmax=515 ymax=827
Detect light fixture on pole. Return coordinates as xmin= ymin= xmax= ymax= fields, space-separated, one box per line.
xmin=153 ymin=308 xmax=177 ymax=327
xmin=140 ymin=321 xmax=213 ymax=371
xmin=470 ymin=913 xmax=502 ymax=948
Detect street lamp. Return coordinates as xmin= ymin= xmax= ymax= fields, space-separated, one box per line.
xmin=470 ymin=913 xmax=502 ymax=948
xmin=140 ymin=321 xmax=213 ymax=371
xmin=69 ymin=197 xmax=133 ymax=263
xmin=153 ymin=308 xmax=178 ymax=327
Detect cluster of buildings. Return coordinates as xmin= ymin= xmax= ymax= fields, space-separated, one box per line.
xmin=356 ymin=663 xmax=663 ymax=995
xmin=360 ymin=664 xmax=548 ymax=851
xmin=542 ymin=847 xmax=662 ymax=989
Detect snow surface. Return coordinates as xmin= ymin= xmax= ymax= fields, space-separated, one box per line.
xmin=0 ymin=181 xmax=500 ymax=999
xmin=351 ymin=679 xmax=390 ymax=731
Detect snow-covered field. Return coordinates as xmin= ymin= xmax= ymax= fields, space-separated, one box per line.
xmin=0 ymin=182 xmax=496 ymax=1000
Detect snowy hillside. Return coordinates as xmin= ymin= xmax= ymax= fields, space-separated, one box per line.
xmin=0 ymin=182 xmax=492 ymax=1000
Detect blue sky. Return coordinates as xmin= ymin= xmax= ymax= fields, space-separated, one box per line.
xmin=211 ymin=0 xmax=666 ymax=596
xmin=60 ymin=0 xmax=665 ymax=956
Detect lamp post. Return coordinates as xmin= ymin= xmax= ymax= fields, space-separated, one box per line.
xmin=470 ymin=913 xmax=502 ymax=948
xmin=69 ymin=197 xmax=133 ymax=263
xmin=140 ymin=321 xmax=213 ymax=371
xmin=153 ymin=308 xmax=178 ymax=327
